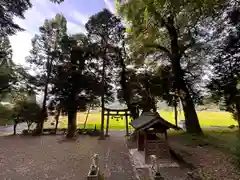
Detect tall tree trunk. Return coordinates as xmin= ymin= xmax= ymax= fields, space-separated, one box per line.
xmin=35 ymin=56 xmax=53 ymax=134
xmin=178 ymin=80 xmax=202 ymax=134
xmin=66 ymin=108 xmax=77 ymax=138
xmin=165 ymin=17 xmax=202 ymax=134
xmin=66 ymin=47 xmax=82 ymax=138
xmin=151 ymin=99 xmax=157 ymax=112
xmin=120 ymin=56 xmax=136 ymax=118
xmin=100 ymin=55 xmax=106 ymax=140
xmin=54 ymin=108 xmax=60 ymax=134
xmin=174 ymin=100 xmax=178 ymax=126
xmin=118 ymin=44 xmax=140 ymax=120
xmin=173 ymin=59 xmax=202 ymax=134
xmin=13 ymin=123 xmax=17 ymax=135
xmin=236 ymin=102 xmax=240 ymax=131
xmin=27 ymin=122 xmax=31 ymax=131
xmin=83 ymin=105 xmax=91 ymax=129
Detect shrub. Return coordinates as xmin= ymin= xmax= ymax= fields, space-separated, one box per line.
xmin=12 ymin=100 xmax=43 ymax=134
xmin=0 ymin=103 xmax=13 ymax=124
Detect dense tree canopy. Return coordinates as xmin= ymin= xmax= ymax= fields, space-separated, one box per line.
xmin=0 ymin=0 xmax=65 ymax=36
xmin=208 ymin=5 xmax=240 ymax=128
xmin=115 ymin=0 xmax=230 ymax=134
xmin=50 ymin=33 xmax=104 ymax=137
xmin=0 ymin=35 xmax=15 ymax=95
xmin=27 ymin=14 xmax=68 ymax=134
xmin=0 ymin=0 xmax=32 ymax=35
xmin=2 ymin=0 xmax=240 ymax=137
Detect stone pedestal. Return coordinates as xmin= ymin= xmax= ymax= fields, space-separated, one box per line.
xmin=87 ymin=154 xmax=101 ymax=180
xmin=154 ymin=173 xmax=164 ymax=180
xmin=87 ymin=167 xmax=100 ymax=180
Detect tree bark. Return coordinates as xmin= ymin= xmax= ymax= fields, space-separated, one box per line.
xmin=100 ymin=57 xmax=106 ymax=140
xmin=27 ymin=122 xmax=32 ymax=131
xmin=66 ymin=108 xmax=77 ymax=138
xmin=172 ymin=56 xmax=202 ymax=134
xmin=174 ymin=100 xmax=178 ymax=126
xmin=120 ymin=55 xmax=138 ymax=118
xmin=35 ymin=55 xmax=53 ymax=135
xmin=13 ymin=123 xmax=17 ymax=135
xmin=54 ymin=108 xmax=60 ymax=133
xmin=83 ymin=105 xmax=91 ymax=129
xmin=236 ymin=102 xmax=240 ymax=131
xmin=66 ymin=47 xmax=81 ymax=138
xmin=165 ymin=17 xmax=202 ymax=134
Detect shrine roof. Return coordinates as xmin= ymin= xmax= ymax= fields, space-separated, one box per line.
xmin=130 ymin=112 xmax=181 ymax=131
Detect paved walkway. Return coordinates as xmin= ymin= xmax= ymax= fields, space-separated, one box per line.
xmin=97 ymin=130 xmax=136 ymax=180
xmin=100 ymin=136 xmax=137 ymax=180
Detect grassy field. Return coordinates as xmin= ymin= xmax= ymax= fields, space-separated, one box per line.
xmin=54 ymin=111 xmax=238 ymax=130
xmin=0 ymin=119 xmax=13 ymax=126
xmin=169 ymin=129 xmax=240 ymax=157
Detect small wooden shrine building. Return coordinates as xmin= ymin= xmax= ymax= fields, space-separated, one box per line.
xmin=131 ymin=112 xmax=181 ymax=163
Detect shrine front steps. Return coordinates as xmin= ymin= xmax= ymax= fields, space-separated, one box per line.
xmin=129 ymin=148 xmax=179 ymax=169
xmin=128 ymin=148 xmax=189 ymax=180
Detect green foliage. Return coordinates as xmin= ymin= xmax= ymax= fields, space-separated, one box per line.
xmin=116 ymin=0 xmax=225 ymax=54
xmin=0 ymin=0 xmax=32 ymax=35
xmin=0 ymin=0 xmax=67 ymax=35
xmin=50 ymin=33 xmax=103 ymax=113
xmin=208 ymin=6 xmax=240 ymax=122
xmin=116 ymin=0 xmax=230 ymax=134
xmin=0 ymin=104 xmax=13 ymax=121
xmin=12 ymin=99 xmax=42 ymax=125
xmin=27 ymin=13 xmax=68 ymax=102
xmin=26 ymin=14 xmax=69 ymax=133
xmin=116 ymin=0 xmax=227 ymax=88
xmin=0 ymin=35 xmax=18 ymax=97
xmin=0 ymin=34 xmax=32 ymax=100
xmin=85 ymin=9 xmax=122 ymax=103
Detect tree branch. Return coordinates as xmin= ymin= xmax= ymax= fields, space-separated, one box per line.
xmin=0 ymin=80 xmax=17 ymax=92
xmin=179 ymin=29 xmax=196 ymax=56
xmin=144 ymin=44 xmax=171 ymax=57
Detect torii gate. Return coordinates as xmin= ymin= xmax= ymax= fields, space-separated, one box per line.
xmin=103 ymin=108 xmax=131 ymax=137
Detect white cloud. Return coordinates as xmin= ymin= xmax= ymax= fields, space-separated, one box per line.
xmin=9 ymin=0 xmax=57 ymax=65
xmin=9 ymin=0 xmax=91 ymax=66
xmin=9 ymin=32 xmax=33 ymax=66
xmin=67 ymin=22 xmax=86 ymax=35
xmin=70 ymin=11 xmax=90 ymax=25
xmin=104 ymin=0 xmax=116 ymax=14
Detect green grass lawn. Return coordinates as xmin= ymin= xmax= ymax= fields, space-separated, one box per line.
xmin=0 ymin=110 xmax=236 ymax=129
xmin=54 ymin=111 xmax=237 ymax=130
xmin=169 ymin=129 xmax=240 ymax=158
xmin=160 ymin=111 xmax=236 ymax=127
xmin=0 ymin=119 xmax=13 ymax=126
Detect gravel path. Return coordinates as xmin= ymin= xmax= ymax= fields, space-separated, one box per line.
xmin=101 ymin=136 xmax=137 ymax=180
xmin=0 ymin=133 xmax=136 ymax=180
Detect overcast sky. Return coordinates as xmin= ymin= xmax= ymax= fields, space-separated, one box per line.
xmin=9 ymin=0 xmax=115 ymax=65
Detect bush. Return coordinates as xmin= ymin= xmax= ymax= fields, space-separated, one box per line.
xmin=0 ymin=104 xmax=13 ymax=125
xmin=12 ymin=100 xmax=43 ymax=132
xmin=22 ymin=129 xmax=30 ymax=135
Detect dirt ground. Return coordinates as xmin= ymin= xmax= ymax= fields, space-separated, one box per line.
xmin=169 ymin=135 xmax=240 ymax=180
xmin=0 ymin=133 xmax=136 ymax=180
xmin=3 ymin=130 xmax=237 ymax=180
